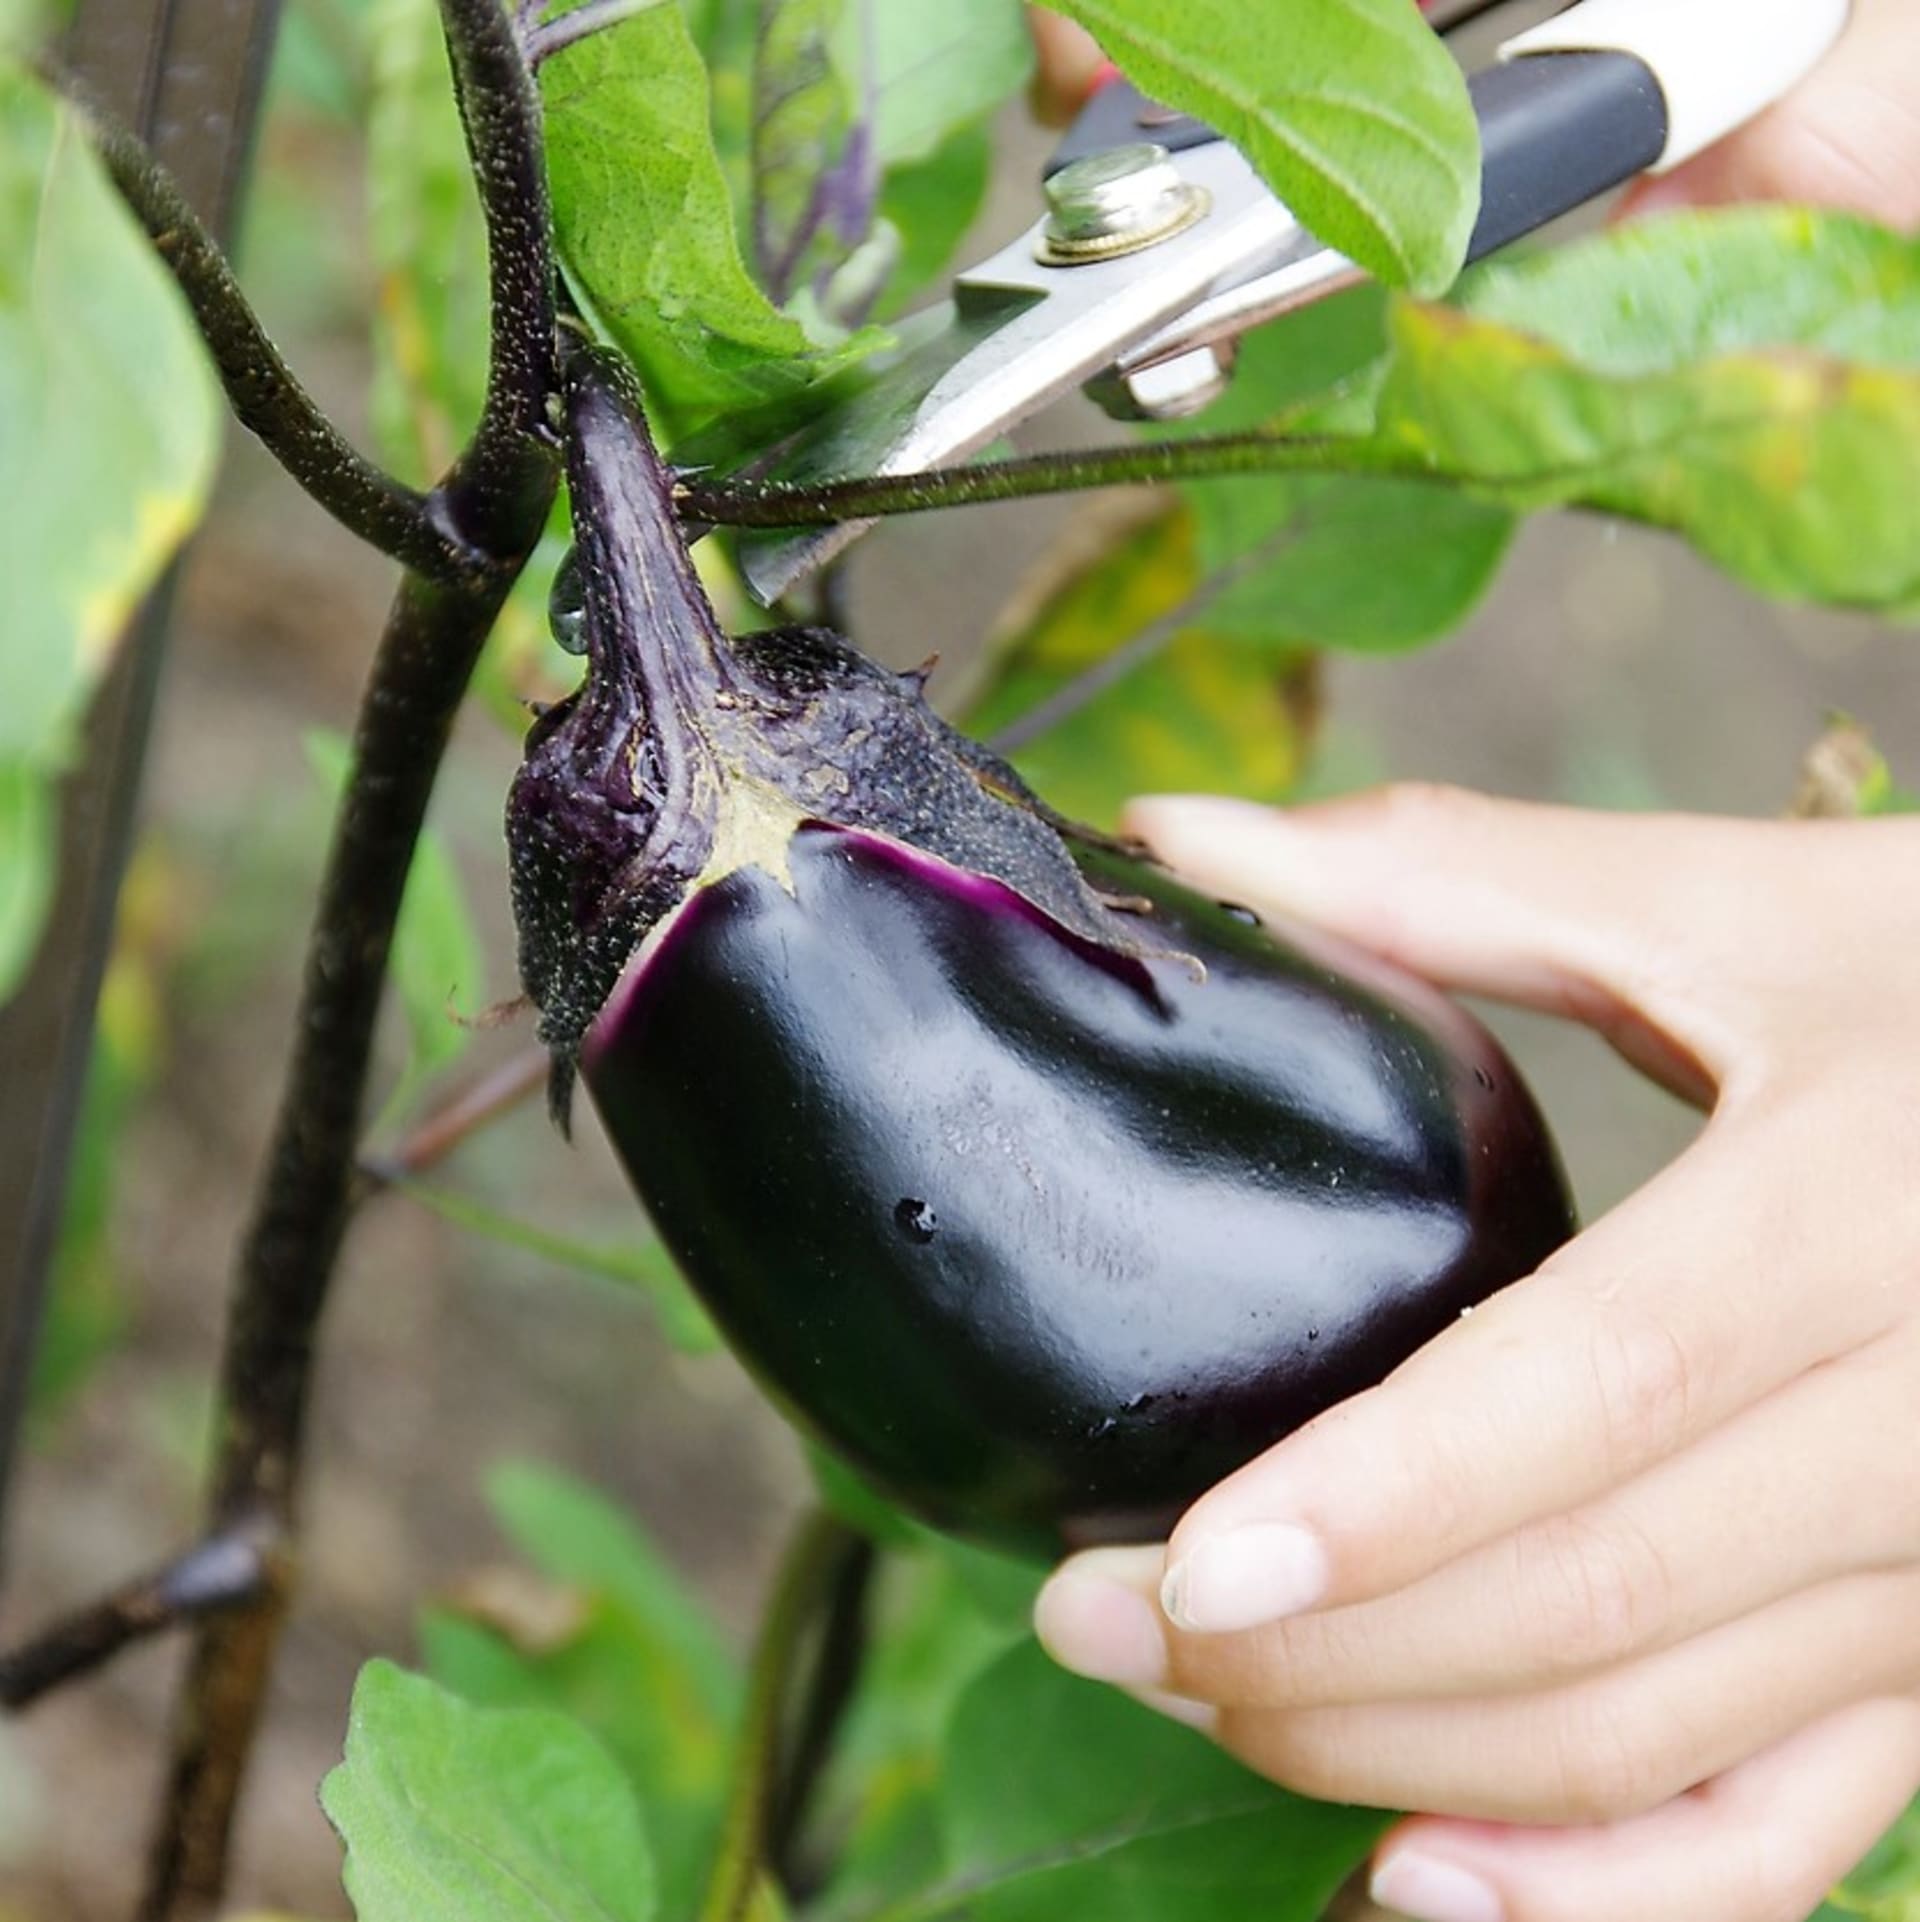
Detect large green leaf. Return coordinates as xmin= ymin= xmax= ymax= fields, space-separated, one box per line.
xmin=1164 ymin=288 xmax=1512 ymax=654
xmin=541 ymin=0 xmax=877 ymax=427
xmin=1373 ymin=210 xmax=1920 ymax=612
xmin=321 ymin=1660 xmax=657 ymax=1922
xmin=837 ymin=0 xmax=1031 ymax=171
xmin=887 ymin=1640 xmax=1388 ymax=1922
xmin=1043 ymin=0 xmax=1477 ymax=295
xmin=422 ymin=1462 xmax=739 ymax=1920
xmin=966 ymin=501 xmax=1312 ymax=828
xmin=0 ymin=65 xmax=220 ymax=1001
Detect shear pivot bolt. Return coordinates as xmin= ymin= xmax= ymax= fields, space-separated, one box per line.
xmin=1039 ymin=143 xmax=1209 ymax=264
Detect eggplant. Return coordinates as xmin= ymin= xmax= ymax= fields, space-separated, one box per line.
xmin=507 ymin=347 xmax=1575 ymax=1558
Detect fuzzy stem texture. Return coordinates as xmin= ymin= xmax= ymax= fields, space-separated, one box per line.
xmin=678 ymin=431 xmax=1422 ymax=528
xmin=75 ymin=94 xmax=484 ymax=585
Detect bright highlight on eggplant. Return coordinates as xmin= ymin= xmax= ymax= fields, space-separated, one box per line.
xmin=507 ymin=348 xmax=1575 ymax=1556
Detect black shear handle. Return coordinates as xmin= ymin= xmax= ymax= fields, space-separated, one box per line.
xmin=1047 ymin=52 xmax=1670 ymax=268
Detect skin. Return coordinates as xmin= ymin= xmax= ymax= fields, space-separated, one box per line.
xmin=1028 ymin=8 xmax=1920 ymax=1920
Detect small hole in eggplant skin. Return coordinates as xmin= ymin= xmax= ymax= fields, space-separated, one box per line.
xmin=893 ymin=1198 xmax=938 ymax=1245
xmin=1218 ymin=901 xmax=1262 ymax=928
xmin=1474 ymin=1066 xmax=1497 ymax=1090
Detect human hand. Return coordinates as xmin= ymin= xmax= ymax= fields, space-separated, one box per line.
xmin=1034 ymin=788 xmax=1920 ymax=1922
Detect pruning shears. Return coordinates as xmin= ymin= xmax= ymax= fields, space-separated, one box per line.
xmin=726 ymin=0 xmax=1851 ymax=605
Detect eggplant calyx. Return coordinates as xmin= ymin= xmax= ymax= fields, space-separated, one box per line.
xmin=506 ymin=346 xmax=1171 ymax=1120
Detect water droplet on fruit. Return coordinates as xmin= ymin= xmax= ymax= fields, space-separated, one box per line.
xmin=549 ymin=549 xmax=588 ymax=655
xmin=1219 ymin=901 xmax=1261 ymax=927
xmin=893 ymin=1198 xmax=938 ymax=1244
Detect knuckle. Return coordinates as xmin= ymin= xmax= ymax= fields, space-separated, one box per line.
xmin=1522 ymin=1511 xmax=1674 ymax=1675
xmin=1368 ymin=781 xmax=1484 ymax=840
xmin=1583 ymin=1296 xmax=1703 ymax=1478
xmin=1545 ymin=1697 xmax=1670 ymax=1823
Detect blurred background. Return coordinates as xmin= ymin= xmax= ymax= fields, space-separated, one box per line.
xmin=2 ymin=3 xmax=1916 ymax=1915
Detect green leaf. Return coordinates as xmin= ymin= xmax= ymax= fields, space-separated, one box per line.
xmin=1042 ymin=0 xmax=1477 ymax=295
xmin=321 ymin=1660 xmax=656 ymax=1922
xmin=1828 ymin=1794 xmax=1920 ymax=1922
xmin=421 ymin=1465 xmax=739 ymax=1920
xmin=366 ymin=0 xmax=488 ymax=483
xmin=873 ymin=121 xmax=992 ymax=319
xmin=396 ymin=1178 xmax=720 ymax=1353
xmin=487 ymin=1463 xmax=738 ymax=1717
xmin=305 ymin=732 xmax=482 ymax=1083
xmin=965 ymin=501 xmax=1313 ymax=829
xmin=752 ymin=0 xmax=860 ymax=306
xmin=1375 ymin=209 xmax=1920 ymax=612
xmin=541 ymin=0 xmax=879 ymax=428
xmin=839 ymin=0 xmax=1031 ymax=170
xmin=0 ymin=65 xmax=220 ymax=998
xmin=1187 ymin=472 xmax=1512 ymax=652
xmin=898 ymin=1640 xmax=1388 ymax=1922
xmin=1164 ymin=288 xmax=1512 ymax=653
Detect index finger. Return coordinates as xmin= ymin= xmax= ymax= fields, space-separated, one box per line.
xmin=1158 ymin=1097 xmax=1902 ymax=1635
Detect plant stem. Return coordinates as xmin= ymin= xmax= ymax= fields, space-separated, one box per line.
xmin=0 ymin=1526 xmax=274 ymax=1709
xmin=75 ymin=99 xmax=485 ymax=587
xmin=699 ymin=1511 xmax=872 ymax=1922
xmin=770 ymin=1529 xmax=877 ymax=1896
xmin=358 ymin=1046 xmax=549 ymax=1187
xmin=678 ymin=431 xmax=1421 ymax=529
xmin=132 ymin=0 xmax=559 ymax=1913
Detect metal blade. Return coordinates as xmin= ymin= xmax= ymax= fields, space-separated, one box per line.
xmin=737 ymin=138 xmax=1323 ymax=603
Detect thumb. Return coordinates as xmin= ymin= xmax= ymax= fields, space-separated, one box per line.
xmin=1618 ymin=0 xmax=1920 ymax=226
xmin=1122 ymin=787 xmax=1776 ymax=1102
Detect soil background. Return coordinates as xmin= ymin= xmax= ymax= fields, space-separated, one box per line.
xmin=2 ymin=44 xmax=1916 ymax=1922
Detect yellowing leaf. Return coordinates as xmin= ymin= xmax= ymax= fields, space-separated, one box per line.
xmin=966 ymin=502 xmax=1314 ymax=828
xmin=0 ymin=65 xmax=220 ymax=1002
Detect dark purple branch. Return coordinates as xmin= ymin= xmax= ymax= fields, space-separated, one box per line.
xmin=77 ymin=99 xmax=485 ymax=586
xmin=0 ymin=1527 xmax=273 ymax=1711
xmin=131 ymin=0 xmax=561 ymax=1912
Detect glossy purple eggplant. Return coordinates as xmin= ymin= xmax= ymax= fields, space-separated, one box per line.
xmin=508 ymin=348 xmax=1576 ymax=1557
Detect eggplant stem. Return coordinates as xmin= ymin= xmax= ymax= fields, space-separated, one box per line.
xmin=676 ymin=432 xmax=1422 ymax=529
xmin=131 ymin=0 xmax=561 ymax=1913
xmin=698 ymin=1512 xmax=873 ymax=1922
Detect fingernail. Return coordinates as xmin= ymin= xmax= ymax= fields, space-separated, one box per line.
xmin=1371 ymin=1851 xmax=1504 ymax=1922
xmin=1161 ymin=1522 xmax=1327 ymax=1632
xmin=1126 ymin=1687 xmax=1219 ymax=1735
xmin=1034 ymin=1568 xmax=1168 ymax=1688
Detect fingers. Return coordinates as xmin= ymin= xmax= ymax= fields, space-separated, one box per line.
xmin=1125 ymin=790 xmax=1920 ymax=1100
xmin=1150 ymin=1088 xmax=1906 ymax=1634
xmin=1212 ymin=1569 xmax=1920 ymax=1821
xmin=1027 ymin=9 xmax=1106 ymax=125
xmin=1619 ymin=0 xmax=1920 ymax=228
xmin=1126 ymin=789 xmax=1768 ymax=1099
xmin=1370 ymin=1697 xmax=1920 ymax=1922
xmin=1038 ymin=1325 xmax=1920 ymax=1709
